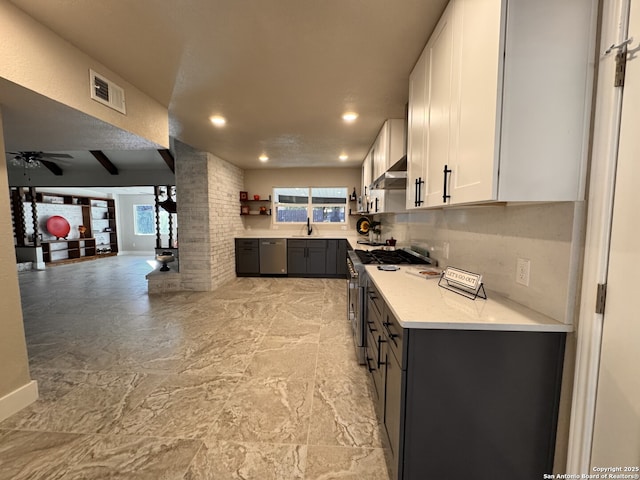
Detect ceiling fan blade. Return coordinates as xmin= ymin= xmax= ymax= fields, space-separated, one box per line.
xmin=39 ymin=153 xmax=73 ymax=159
xmin=39 ymin=160 xmax=63 ymax=176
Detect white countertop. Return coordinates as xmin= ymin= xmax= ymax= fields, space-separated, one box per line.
xmin=365 ymin=265 xmax=573 ymax=333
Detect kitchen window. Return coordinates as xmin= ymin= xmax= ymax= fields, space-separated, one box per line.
xmin=273 ymin=187 xmax=347 ymax=224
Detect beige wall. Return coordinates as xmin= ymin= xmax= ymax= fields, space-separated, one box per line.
xmin=0 ymin=2 xmax=168 ymax=148
xmin=244 ymin=167 xmax=361 ymax=193
xmin=0 ymin=109 xmax=31 ymax=398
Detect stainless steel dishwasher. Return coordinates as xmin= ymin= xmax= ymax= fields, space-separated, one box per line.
xmin=259 ymin=238 xmax=287 ymax=274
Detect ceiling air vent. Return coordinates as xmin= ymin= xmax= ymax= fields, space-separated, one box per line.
xmin=89 ymin=69 xmax=126 ymax=114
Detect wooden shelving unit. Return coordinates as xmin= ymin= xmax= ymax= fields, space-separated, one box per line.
xmin=90 ymin=198 xmax=119 ymax=255
xmin=22 ymin=191 xmax=120 ymax=265
xmin=41 ymin=238 xmax=101 ymax=265
xmin=240 ymin=194 xmax=272 ymax=216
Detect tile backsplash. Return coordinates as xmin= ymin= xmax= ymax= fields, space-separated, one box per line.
xmin=377 ymin=202 xmax=585 ymax=324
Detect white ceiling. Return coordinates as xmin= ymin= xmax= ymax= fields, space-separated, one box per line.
xmin=5 ymin=0 xmax=448 ymax=172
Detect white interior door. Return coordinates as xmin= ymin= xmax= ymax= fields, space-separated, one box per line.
xmin=591 ymin=1 xmax=640 ymax=467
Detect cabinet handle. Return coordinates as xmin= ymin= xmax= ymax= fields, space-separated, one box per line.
xmin=365 ymin=357 xmax=375 ymax=373
xmin=443 ymin=165 xmax=452 ymax=203
xmin=367 ymin=320 xmax=377 ymax=332
xmin=377 ymin=337 xmax=386 ymax=368
xmin=375 ymin=197 xmax=379 ymax=212
xmin=415 ymin=177 xmax=424 ymax=206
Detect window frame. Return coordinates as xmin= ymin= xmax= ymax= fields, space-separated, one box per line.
xmin=273 ymin=187 xmax=348 ymax=225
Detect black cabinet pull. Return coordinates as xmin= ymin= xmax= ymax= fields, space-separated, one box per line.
xmin=377 ymin=337 xmax=386 ymax=368
xmin=443 ymin=165 xmax=452 ymax=203
xmin=375 ymin=197 xmax=379 ymax=212
xmin=365 ymin=357 xmax=375 ymax=373
xmin=415 ymin=177 xmax=424 ymax=206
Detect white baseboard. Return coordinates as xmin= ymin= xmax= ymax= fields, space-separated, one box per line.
xmin=0 ymin=380 xmax=38 ymax=423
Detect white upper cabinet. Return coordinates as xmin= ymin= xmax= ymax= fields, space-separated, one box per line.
xmin=407 ymin=0 xmax=596 ymax=208
xmin=371 ymin=119 xmax=405 ymax=181
xmin=361 ymin=150 xmax=373 ymax=213
xmin=406 ymin=2 xmax=455 ymax=209
xmin=372 ymin=121 xmax=388 ymax=180
xmin=423 ymin=4 xmax=455 ymax=207
xmin=407 ymin=47 xmax=429 ymax=209
xmin=369 ymin=119 xmax=406 ymax=214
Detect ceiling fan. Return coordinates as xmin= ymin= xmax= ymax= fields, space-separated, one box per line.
xmin=7 ymin=151 xmax=73 ymax=176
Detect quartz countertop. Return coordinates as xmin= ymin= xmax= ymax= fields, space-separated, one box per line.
xmin=365 ymin=265 xmax=573 ymax=333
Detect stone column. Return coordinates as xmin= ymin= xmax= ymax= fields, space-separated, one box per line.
xmin=174 ymin=140 xmax=212 ymax=291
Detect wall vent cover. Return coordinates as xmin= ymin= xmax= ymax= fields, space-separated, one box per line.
xmin=89 ymin=69 xmax=126 ymax=114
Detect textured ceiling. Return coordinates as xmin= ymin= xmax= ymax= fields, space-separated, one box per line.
xmin=6 ymin=0 xmax=447 ymax=170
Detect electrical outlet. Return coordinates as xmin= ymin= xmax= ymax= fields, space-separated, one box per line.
xmin=443 ymin=242 xmax=450 ymax=259
xmin=516 ymin=258 xmax=530 ymax=286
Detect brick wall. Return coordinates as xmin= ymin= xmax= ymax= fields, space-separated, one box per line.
xmin=207 ymin=152 xmax=244 ymax=290
xmin=149 ymin=140 xmax=243 ymax=293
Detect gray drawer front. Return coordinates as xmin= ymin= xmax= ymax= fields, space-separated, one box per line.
xmin=236 ymin=238 xmax=259 ymax=248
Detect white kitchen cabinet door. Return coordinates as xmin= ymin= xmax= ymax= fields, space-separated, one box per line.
xmin=385 ymin=119 xmax=405 ymax=169
xmin=448 ymin=0 xmax=594 ymax=205
xmin=372 ymin=121 xmax=388 ymax=180
xmin=369 ymin=119 xmax=406 ymax=214
xmin=406 ymin=47 xmax=429 ymax=210
xmin=448 ymin=0 xmax=502 ymax=204
xmin=423 ymin=2 xmax=455 ymax=207
xmin=405 ymin=2 xmax=455 ymax=209
xmin=361 ymin=149 xmax=373 ymax=213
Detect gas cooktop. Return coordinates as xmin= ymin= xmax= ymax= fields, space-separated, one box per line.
xmin=354 ymin=249 xmax=431 ymax=265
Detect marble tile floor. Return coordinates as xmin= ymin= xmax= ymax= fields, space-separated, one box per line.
xmin=0 ymin=255 xmax=390 ymax=480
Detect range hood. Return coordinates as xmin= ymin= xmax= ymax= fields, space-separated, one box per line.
xmin=370 ymin=156 xmax=407 ymax=190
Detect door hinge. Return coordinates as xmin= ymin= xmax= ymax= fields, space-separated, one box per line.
xmin=605 ymin=38 xmax=631 ymax=87
xmin=595 ymin=283 xmax=607 ymax=315
xmin=615 ymin=50 xmax=627 ymax=87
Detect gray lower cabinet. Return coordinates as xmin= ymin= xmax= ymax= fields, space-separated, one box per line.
xmin=367 ymin=286 xmax=566 ymax=480
xmin=234 ymin=238 xmax=260 ymax=276
xmin=235 ymin=238 xmax=348 ymax=278
xmin=287 ymin=239 xmax=347 ymax=277
xmin=287 ymin=239 xmax=326 ymax=275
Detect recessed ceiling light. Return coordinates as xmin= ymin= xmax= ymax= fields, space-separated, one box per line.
xmin=259 ymin=154 xmax=269 ymax=162
xmin=209 ymin=115 xmax=226 ymax=126
xmin=339 ymin=154 xmax=348 ymax=161
xmin=342 ymin=112 xmax=358 ymax=122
